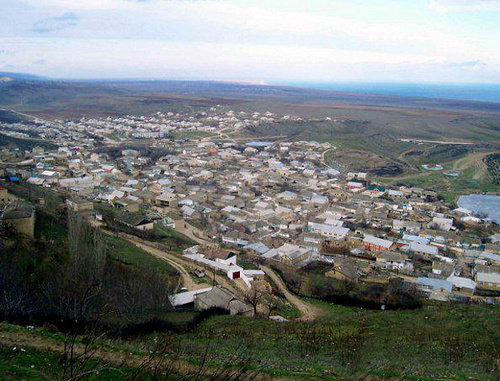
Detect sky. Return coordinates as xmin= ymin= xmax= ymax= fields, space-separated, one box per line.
xmin=1 ymin=0 xmax=500 ymax=83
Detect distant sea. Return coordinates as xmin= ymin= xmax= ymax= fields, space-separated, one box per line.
xmin=282 ymin=82 xmax=500 ymax=104
xmin=458 ymin=194 xmax=500 ymax=225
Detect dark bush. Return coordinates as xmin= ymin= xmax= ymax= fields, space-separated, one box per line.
xmin=187 ymin=307 xmax=230 ymax=329
xmin=119 ymin=318 xmax=176 ymax=339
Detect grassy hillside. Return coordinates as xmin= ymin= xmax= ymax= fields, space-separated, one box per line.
xmin=1 ymin=299 xmax=499 ymax=380
xmin=0 ymin=133 xmax=57 ymax=151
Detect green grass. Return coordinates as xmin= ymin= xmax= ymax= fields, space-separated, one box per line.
xmin=4 ymin=183 xmax=64 ymax=214
xmin=153 ymin=223 xmax=196 ymax=252
xmin=0 ymin=133 xmax=57 ymax=151
xmin=105 ymin=132 xmax=127 ymax=140
xmin=376 ymin=162 xmax=499 ymax=206
xmin=171 ymin=130 xmax=217 ymax=140
xmin=1 ymin=298 xmax=499 ymax=380
xmin=171 ymin=301 xmax=500 ymax=380
xmin=0 ymin=344 xmax=140 ymax=380
xmin=106 ymin=235 xmax=178 ymax=276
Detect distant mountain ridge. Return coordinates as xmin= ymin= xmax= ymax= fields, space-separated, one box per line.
xmin=0 ymin=71 xmax=47 ymax=81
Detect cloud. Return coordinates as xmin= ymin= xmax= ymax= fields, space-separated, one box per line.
xmin=33 ymin=59 xmax=47 ymax=65
xmin=430 ymin=0 xmax=500 ymax=11
xmin=32 ymin=12 xmax=80 ymax=33
xmin=449 ymin=59 xmax=487 ymax=67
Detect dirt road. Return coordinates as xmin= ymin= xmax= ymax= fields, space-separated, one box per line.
xmin=126 ymin=237 xmax=208 ymax=292
xmin=106 ymin=231 xmax=244 ymax=297
xmin=400 ymin=138 xmax=474 ymax=145
xmin=0 ymin=329 xmax=266 ymax=380
xmin=174 ymin=219 xmax=216 ymax=247
xmin=260 ymin=266 xmax=323 ymax=321
xmin=453 ymin=151 xmax=496 ymax=180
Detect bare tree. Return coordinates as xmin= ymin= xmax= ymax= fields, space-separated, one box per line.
xmin=264 ymin=294 xmax=285 ymax=319
xmin=244 ymin=289 xmax=264 ymax=318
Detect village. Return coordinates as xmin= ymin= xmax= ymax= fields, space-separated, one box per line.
xmin=1 ymin=106 xmax=500 ymax=318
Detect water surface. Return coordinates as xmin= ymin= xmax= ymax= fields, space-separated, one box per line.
xmin=457 ymin=194 xmax=500 ymax=224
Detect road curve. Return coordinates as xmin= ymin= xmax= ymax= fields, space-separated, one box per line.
xmin=126 ymin=237 xmax=207 ymax=292
xmin=103 ymin=229 xmax=244 ymax=297
xmin=260 ymin=265 xmax=323 ymax=321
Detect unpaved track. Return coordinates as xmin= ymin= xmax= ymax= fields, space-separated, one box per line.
xmin=126 ymin=237 xmax=207 ymax=292
xmin=260 ymin=266 xmax=323 ymax=321
xmin=103 ymin=230 xmax=244 ymax=297
xmin=321 ymin=147 xmax=336 ymax=168
xmin=125 ymin=236 xmax=244 ymax=297
xmin=0 ymin=330 xmax=272 ymax=380
xmin=453 ymin=151 xmax=496 ymax=180
xmin=174 ymin=219 xmax=216 ymax=247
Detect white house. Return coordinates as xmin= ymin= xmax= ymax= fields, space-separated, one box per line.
xmin=409 ymin=242 xmax=439 ymax=256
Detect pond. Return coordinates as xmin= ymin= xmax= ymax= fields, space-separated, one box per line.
xmin=457 ymin=194 xmax=500 ymax=224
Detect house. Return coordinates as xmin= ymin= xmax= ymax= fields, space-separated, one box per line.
xmin=200 ymin=246 xmax=237 ymax=265
xmin=308 ymin=222 xmax=350 ymax=240
xmin=0 ymin=186 xmax=17 ymax=205
xmin=194 ymin=287 xmax=254 ymax=316
xmin=67 ymin=197 xmax=94 ymax=213
xmin=277 ymin=190 xmax=297 ymax=201
xmin=1 ymin=201 xmax=36 ymax=239
xmin=310 ymin=194 xmax=328 ymax=207
xmin=374 ymin=251 xmax=413 ymax=271
xmin=40 ymin=170 xmax=60 ymax=183
xmin=347 ymin=172 xmax=369 ymax=182
xmin=446 ymin=274 xmax=476 ymax=295
xmin=113 ymin=199 xmax=140 ymax=213
xmin=325 ymin=256 xmax=362 ymax=281
xmin=181 ymin=205 xmax=199 ymax=219
xmin=347 ymin=181 xmax=364 ymax=191
xmin=244 ymin=242 xmax=270 ymax=256
xmin=263 ymin=243 xmax=311 ymax=265
xmin=477 ymin=252 xmax=500 ymax=266
xmin=363 ymin=235 xmax=394 ymax=252
xmin=169 ymin=287 xmax=213 ymax=308
xmin=388 ymin=190 xmax=405 ymax=200
xmin=432 ymin=217 xmax=454 ymax=232
xmin=416 ymin=277 xmax=453 ymax=301
xmin=474 ymin=272 xmax=500 ymax=292
xmin=155 ymin=193 xmax=178 ymax=208
xmin=115 ymin=213 xmax=154 ymax=231
xmin=432 ymin=261 xmax=455 ymax=278
xmin=393 ymin=220 xmax=422 ymax=234
xmin=409 ymin=242 xmax=438 ymax=256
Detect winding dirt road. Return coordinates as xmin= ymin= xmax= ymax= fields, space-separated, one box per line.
xmin=106 ymin=230 xmax=244 ymax=297
xmin=174 ymin=219 xmax=216 ymax=247
xmin=126 ymin=236 xmax=207 ymax=292
xmin=260 ymin=266 xmax=323 ymax=321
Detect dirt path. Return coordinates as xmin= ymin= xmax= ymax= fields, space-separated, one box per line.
xmin=174 ymin=219 xmax=216 ymax=247
xmin=453 ymin=151 xmax=496 ymax=180
xmin=101 ymin=228 xmax=205 ymax=292
xmin=400 ymin=138 xmax=474 ymax=145
xmin=260 ymin=266 xmax=323 ymax=321
xmin=105 ymin=230 xmax=244 ymax=297
xmin=0 ymin=329 xmax=269 ymax=380
xmin=126 ymin=237 xmax=207 ymax=292
xmin=321 ymin=147 xmax=336 ymax=168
